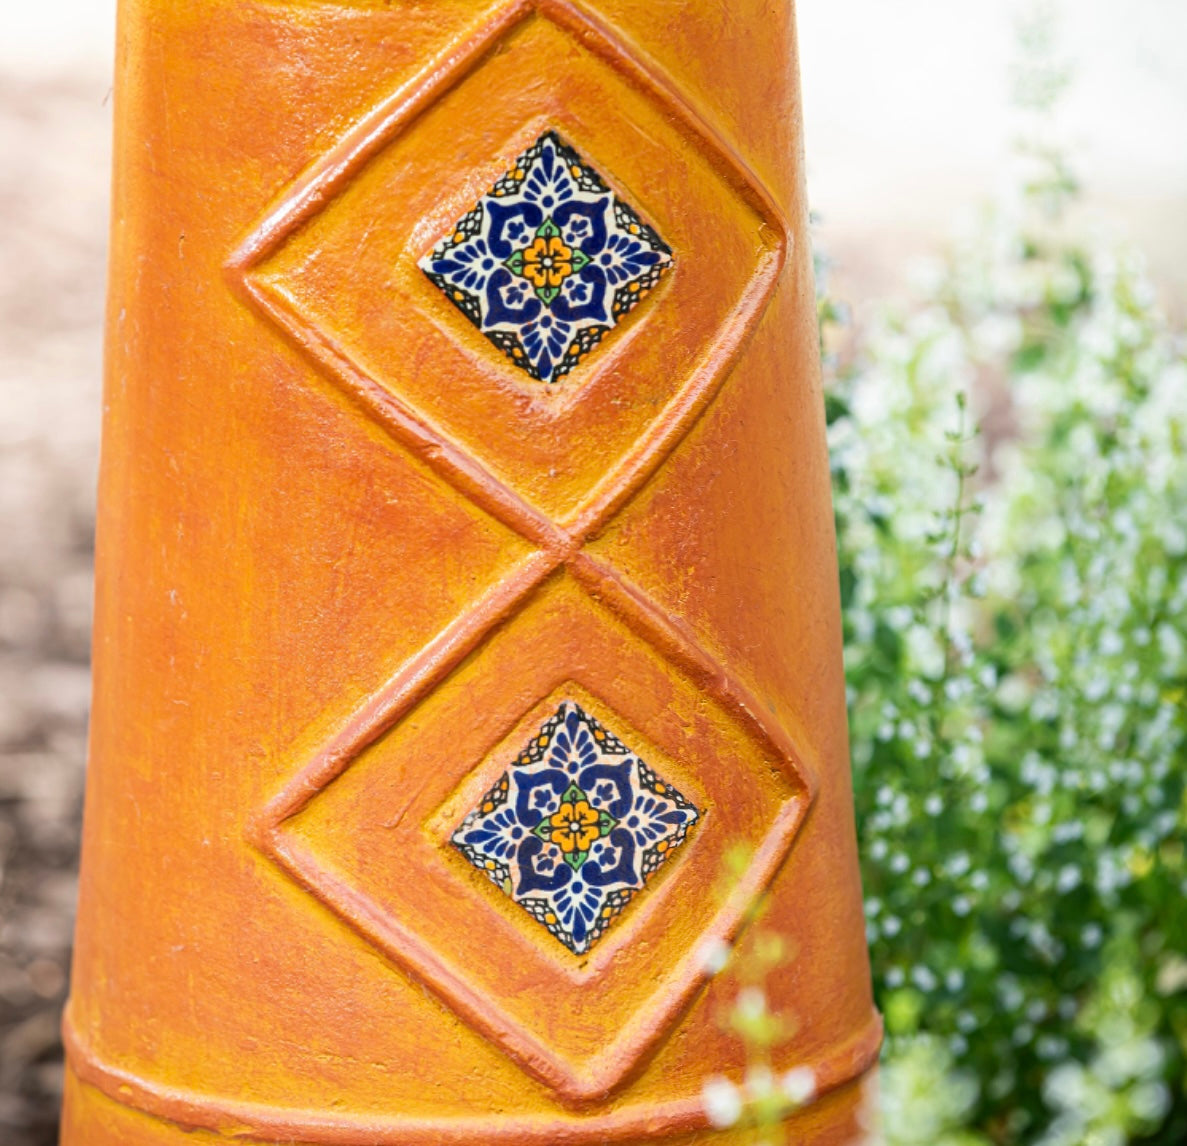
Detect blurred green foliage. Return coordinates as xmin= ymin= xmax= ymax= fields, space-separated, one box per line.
xmin=822 ymin=11 xmax=1187 ymax=1142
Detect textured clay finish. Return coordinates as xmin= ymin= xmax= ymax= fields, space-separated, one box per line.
xmin=63 ymin=0 xmax=880 ymax=1141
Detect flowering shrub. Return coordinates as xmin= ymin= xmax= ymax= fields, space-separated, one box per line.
xmin=702 ymin=13 xmax=1186 ymax=1139
xmin=824 ymin=77 xmax=1187 ymax=1146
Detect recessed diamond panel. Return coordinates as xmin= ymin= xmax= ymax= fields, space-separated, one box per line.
xmin=452 ymin=701 xmax=699 ymax=953
xmin=419 ymin=131 xmax=673 ymax=383
xmin=235 ymin=7 xmax=786 ymax=525
xmin=235 ymin=0 xmax=801 ymax=1100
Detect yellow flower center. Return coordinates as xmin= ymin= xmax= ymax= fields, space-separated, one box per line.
xmin=547 ymin=798 xmax=602 ymax=854
xmin=522 ymin=235 xmax=573 ymax=290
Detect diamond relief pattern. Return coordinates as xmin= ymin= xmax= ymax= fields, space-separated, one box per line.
xmin=452 ymin=701 xmax=699 ymax=954
xmin=235 ymin=0 xmax=802 ymax=1101
xmin=420 ymin=131 xmax=673 ymax=383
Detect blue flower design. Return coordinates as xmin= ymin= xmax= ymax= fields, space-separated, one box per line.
xmin=591 ymin=232 xmax=662 ymax=286
xmin=551 ymin=270 xmax=609 ymax=327
xmin=494 ymin=275 xmax=534 ymax=312
xmin=581 ymin=827 xmax=639 ymax=888
xmin=547 ymin=707 xmax=600 ymax=775
xmin=520 ymin=313 xmax=573 ymax=381
xmin=460 ymin=805 xmax=523 ymax=861
xmin=521 ymin=139 xmax=578 ymax=214
xmin=483 ymin=268 xmax=542 ymax=330
xmin=560 ymin=214 xmax=592 ymax=247
xmin=565 ymin=280 xmax=591 ymax=305
xmin=485 ymin=200 xmax=545 ymax=259
xmin=552 ymin=199 xmax=609 ymax=255
xmin=624 ymin=788 xmax=694 ymax=847
xmin=419 ymin=130 xmax=672 ymax=383
xmin=512 ymin=768 xmax=568 ymax=829
xmin=451 ymin=701 xmax=699 ymax=954
xmin=575 ymin=760 xmax=633 ymax=819
xmin=427 ymin=235 xmax=501 ymax=293
xmin=552 ymin=878 xmax=604 ymax=947
xmin=515 ymin=836 xmax=572 ymax=896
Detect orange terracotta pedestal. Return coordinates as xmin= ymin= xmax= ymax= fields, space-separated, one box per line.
xmin=63 ymin=1 xmax=880 ymax=1142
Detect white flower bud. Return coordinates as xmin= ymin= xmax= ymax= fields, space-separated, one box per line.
xmin=781 ymin=1066 xmax=816 ymax=1106
xmin=702 ymin=1076 xmax=743 ymax=1128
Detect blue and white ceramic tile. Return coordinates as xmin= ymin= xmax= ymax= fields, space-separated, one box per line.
xmin=420 ymin=131 xmax=673 ymax=383
xmin=452 ymin=701 xmax=699 ymax=954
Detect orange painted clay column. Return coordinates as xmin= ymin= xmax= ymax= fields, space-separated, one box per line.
xmin=63 ymin=1 xmax=880 ymax=1142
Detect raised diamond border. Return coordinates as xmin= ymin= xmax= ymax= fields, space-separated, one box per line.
xmin=231 ymin=0 xmax=818 ymax=1108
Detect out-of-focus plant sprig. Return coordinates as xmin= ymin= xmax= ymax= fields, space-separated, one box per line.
xmin=698 ymin=846 xmax=819 ymax=1145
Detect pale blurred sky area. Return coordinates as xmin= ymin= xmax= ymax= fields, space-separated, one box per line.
xmin=3 ymin=0 xmax=1187 ymax=298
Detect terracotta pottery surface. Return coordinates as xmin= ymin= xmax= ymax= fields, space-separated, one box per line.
xmin=63 ymin=0 xmax=879 ymax=1141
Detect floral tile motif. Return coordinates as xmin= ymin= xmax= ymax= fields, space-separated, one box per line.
xmin=452 ymin=701 xmax=700 ymax=954
xmin=420 ymin=131 xmax=674 ymax=383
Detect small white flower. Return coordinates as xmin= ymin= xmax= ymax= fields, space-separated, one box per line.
xmin=781 ymin=1066 xmax=816 ymax=1106
xmin=736 ymin=986 xmax=767 ymax=1022
xmin=1036 ymin=1035 xmax=1067 ymax=1061
xmin=947 ymin=852 xmax=971 ymax=878
xmin=696 ymin=936 xmax=731 ymax=977
xmin=1130 ymin=1080 xmax=1171 ymax=1122
xmin=911 ymin=964 xmax=938 ymax=992
xmin=702 ymin=1076 xmax=743 ymax=1128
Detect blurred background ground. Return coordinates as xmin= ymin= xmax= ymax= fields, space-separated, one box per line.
xmin=0 ymin=2 xmax=1184 ymax=1143
xmin=0 ymin=71 xmax=107 ymax=1143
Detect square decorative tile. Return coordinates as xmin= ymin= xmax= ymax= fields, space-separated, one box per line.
xmin=453 ymin=701 xmax=699 ymax=954
xmin=420 ymin=131 xmax=673 ymax=383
